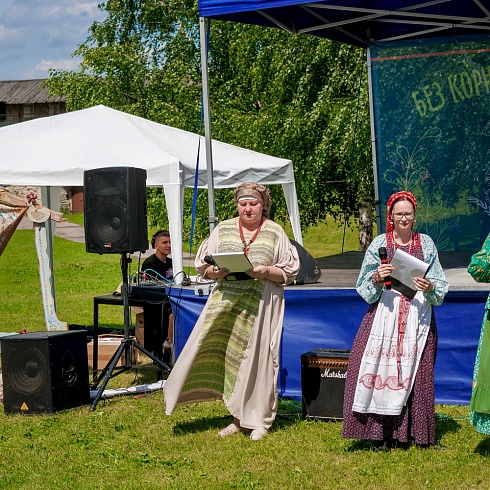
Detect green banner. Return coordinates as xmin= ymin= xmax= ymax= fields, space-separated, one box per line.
xmin=371 ymin=35 xmax=490 ymax=251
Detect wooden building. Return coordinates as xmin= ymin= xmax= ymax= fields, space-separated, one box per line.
xmin=0 ymin=79 xmax=65 ymax=127
xmin=0 ymin=80 xmax=84 ymax=212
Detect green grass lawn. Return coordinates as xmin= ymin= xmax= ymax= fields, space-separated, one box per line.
xmin=1 ymin=219 xmax=489 ymax=489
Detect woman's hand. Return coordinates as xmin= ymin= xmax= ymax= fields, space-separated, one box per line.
xmin=413 ymin=276 xmax=434 ymax=292
xmin=374 ymin=264 xmax=394 ymax=283
xmin=205 ymin=265 xmax=229 ymax=280
xmin=247 ymin=265 xmax=271 ymax=281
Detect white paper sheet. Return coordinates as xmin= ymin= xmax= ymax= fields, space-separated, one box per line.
xmin=389 ymin=248 xmax=429 ymax=298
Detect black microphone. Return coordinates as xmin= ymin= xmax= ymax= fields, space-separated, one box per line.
xmin=378 ymin=247 xmax=391 ymax=290
xmin=203 ymin=255 xmax=216 ymax=266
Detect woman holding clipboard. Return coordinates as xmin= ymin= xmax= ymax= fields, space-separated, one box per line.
xmin=342 ymin=191 xmax=448 ymax=449
xmin=163 ymin=182 xmax=299 ymax=441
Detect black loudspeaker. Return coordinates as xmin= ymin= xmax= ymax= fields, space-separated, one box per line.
xmin=1 ymin=331 xmax=90 ymax=414
xmin=84 ymin=167 xmax=148 ymax=254
xmin=301 ymin=348 xmax=350 ymax=420
xmin=291 ymin=240 xmax=322 ymax=284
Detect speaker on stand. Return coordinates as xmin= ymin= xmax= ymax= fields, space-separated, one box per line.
xmin=83 ymin=167 xmax=171 ymax=411
xmin=84 ymin=167 xmax=148 ymax=254
xmin=1 ymin=331 xmax=90 ymax=414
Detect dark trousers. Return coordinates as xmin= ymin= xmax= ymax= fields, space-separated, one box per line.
xmin=143 ymin=300 xmax=170 ymax=362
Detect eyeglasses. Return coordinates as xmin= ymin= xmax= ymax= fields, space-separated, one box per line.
xmin=392 ymin=212 xmax=415 ymax=220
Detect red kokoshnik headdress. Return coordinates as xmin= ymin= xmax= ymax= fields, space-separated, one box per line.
xmin=386 ymin=191 xmax=418 ymax=233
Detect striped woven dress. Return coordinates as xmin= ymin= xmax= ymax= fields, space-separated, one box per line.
xmin=164 ymin=218 xmax=300 ymax=430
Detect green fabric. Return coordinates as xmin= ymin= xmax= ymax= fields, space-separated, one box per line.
xmin=179 ymin=219 xmax=279 ymax=404
xmin=180 ymin=277 xmax=265 ymax=402
xmin=469 ymin=234 xmax=490 ymax=432
xmin=470 ymin=316 xmax=490 ymax=414
xmin=468 ymin=233 xmax=490 ymax=311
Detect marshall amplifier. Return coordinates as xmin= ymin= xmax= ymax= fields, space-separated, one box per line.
xmin=301 ymin=348 xmax=350 ymax=421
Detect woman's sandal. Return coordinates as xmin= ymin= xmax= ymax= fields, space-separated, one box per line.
xmin=218 ymin=423 xmax=242 ymax=437
xmin=250 ymin=428 xmax=268 ymax=441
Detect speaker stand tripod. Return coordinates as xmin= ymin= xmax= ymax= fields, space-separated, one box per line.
xmin=90 ymin=253 xmax=171 ymax=411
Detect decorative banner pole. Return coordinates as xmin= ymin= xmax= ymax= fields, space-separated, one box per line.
xmin=0 ymin=190 xmax=66 ymax=331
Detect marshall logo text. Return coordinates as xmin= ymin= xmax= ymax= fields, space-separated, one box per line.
xmin=321 ymin=368 xmax=347 ymax=379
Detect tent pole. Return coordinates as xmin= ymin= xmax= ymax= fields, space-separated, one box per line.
xmin=367 ymin=46 xmax=381 ymax=235
xmin=200 ymin=16 xmax=216 ymax=232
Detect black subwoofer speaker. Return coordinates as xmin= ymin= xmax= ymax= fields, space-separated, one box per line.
xmin=1 ymin=331 xmax=90 ymax=414
xmin=84 ymin=167 xmax=148 ymax=254
xmin=301 ymin=348 xmax=350 ymax=420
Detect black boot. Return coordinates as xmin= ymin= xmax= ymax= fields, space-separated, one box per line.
xmin=371 ymin=439 xmax=391 ymax=452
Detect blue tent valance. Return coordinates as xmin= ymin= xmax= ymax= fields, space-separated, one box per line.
xmin=198 ymin=0 xmax=490 ymax=47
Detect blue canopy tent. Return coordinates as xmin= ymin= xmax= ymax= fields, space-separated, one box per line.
xmin=197 ymin=0 xmax=490 ymax=234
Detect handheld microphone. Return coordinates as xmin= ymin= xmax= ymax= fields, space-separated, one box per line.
xmin=203 ymin=255 xmax=216 ymax=266
xmin=378 ymin=247 xmax=391 ymax=290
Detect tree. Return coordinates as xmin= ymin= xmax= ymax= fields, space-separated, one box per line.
xmin=46 ymin=0 xmax=373 ymax=248
xmin=203 ymin=24 xmax=372 ymax=234
xmin=47 ymin=0 xmax=203 ymax=128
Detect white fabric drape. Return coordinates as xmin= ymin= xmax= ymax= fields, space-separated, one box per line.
xmin=352 ymin=289 xmax=432 ymax=415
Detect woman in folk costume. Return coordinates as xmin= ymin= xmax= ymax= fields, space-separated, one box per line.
xmin=342 ymin=191 xmax=448 ymax=449
xmin=163 ymin=182 xmax=300 ymax=441
xmin=468 ymin=233 xmax=490 ymax=434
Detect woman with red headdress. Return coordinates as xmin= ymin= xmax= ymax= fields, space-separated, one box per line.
xmin=342 ymin=191 xmax=448 ymax=449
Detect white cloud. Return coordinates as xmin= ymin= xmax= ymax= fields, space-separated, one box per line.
xmin=36 ymin=57 xmax=83 ymax=74
xmin=0 ymin=23 xmax=20 ymax=42
xmin=0 ymin=1 xmax=106 ymax=80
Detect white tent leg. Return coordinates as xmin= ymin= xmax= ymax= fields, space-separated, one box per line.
xmin=40 ymin=186 xmax=60 ymax=309
xmin=164 ymin=183 xmax=185 ymax=285
xmin=200 ymin=16 xmax=217 ymax=232
xmin=282 ymin=182 xmax=303 ymax=245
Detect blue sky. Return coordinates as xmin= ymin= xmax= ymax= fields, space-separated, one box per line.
xmin=0 ymin=0 xmax=106 ymax=80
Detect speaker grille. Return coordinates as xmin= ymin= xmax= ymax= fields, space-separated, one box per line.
xmin=87 ymin=198 xmax=129 ymax=252
xmin=6 ymin=346 xmax=47 ymax=395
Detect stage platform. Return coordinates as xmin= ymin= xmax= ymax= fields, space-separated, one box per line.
xmin=168 ymin=250 xmax=489 ymax=408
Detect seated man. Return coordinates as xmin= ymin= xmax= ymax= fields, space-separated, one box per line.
xmin=140 ymin=230 xmax=174 ymax=365
xmin=142 ymin=229 xmax=173 ymax=283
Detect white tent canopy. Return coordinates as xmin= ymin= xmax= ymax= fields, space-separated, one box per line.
xmin=0 ymin=104 xmax=302 ymax=282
